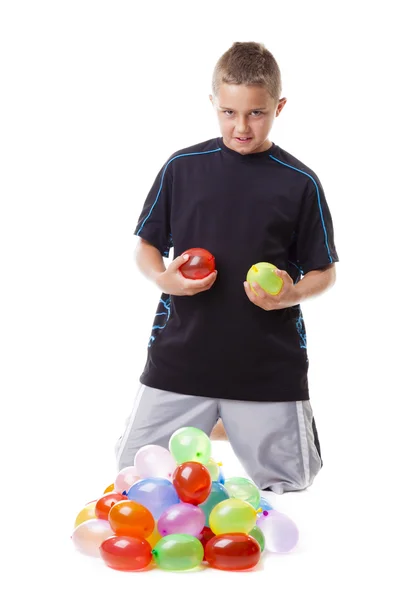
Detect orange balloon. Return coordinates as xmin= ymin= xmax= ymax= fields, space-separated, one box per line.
xmin=104 ymin=483 xmax=115 ymax=493
xmin=108 ymin=500 xmax=155 ymax=538
xmin=95 ymin=493 xmax=127 ymax=520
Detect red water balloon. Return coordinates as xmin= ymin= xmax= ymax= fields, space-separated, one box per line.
xmin=179 ymin=248 xmax=216 ymax=280
xmin=100 ymin=536 xmax=153 ymax=571
xmin=173 ymin=461 xmax=212 ymax=505
xmin=205 ymin=533 xmax=261 ymax=571
xmin=198 ymin=526 xmax=216 ymax=553
xmin=95 ymin=492 xmax=127 ymax=520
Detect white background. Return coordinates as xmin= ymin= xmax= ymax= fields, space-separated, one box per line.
xmin=1 ymin=1 xmax=399 ymax=598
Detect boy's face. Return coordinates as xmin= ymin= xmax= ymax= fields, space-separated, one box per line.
xmin=210 ymin=84 xmax=286 ymax=155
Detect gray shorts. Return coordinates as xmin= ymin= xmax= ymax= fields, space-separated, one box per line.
xmin=115 ymin=385 xmax=322 ymax=494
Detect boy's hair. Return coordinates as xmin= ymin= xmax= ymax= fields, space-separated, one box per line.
xmin=211 ymin=42 xmax=282 ymax=102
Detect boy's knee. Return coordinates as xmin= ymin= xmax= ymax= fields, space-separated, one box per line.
xmin=252 ymin=453 xmax=322 ymax=494
xmin=262 ymin=478 xmax=314 ymax=495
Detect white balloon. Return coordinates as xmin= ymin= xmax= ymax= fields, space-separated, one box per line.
xmin=258 ymin=510 xmax=299 ymax=553
xmin=134 ymin=444 xmax=177 ymax=480
xmin=71 ymin=519 xmax=114 ymax=557
xmin=114 ymin=465 xmax=140 ymax=493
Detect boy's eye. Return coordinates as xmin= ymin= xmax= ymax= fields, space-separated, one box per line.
xmin=223 ymin=110 xmax=264 ymax=116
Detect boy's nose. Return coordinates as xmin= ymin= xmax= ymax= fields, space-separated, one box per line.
xmin=236 ymin=117 xmax=250 ymax=133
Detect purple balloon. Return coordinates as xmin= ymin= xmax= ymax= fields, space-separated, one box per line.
xmin=257 ymin=510 xmax=299 ymax=553
xmin=158 ymin=502 xmax=205 ymax=537
xmin=127 ymin=477 xmax=180 ymax=520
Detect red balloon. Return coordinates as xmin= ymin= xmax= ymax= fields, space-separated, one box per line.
xmin=198 ymin=526 xmax=216 ymax=553
xmin=100 ymin=536 xmax=153 ymax=571
xmin=179 ymin=248 xmax=216 ymax=280
xmin=95 ymin=492 xmax=127 ymax=520
xmin=205 ymin=534 xmax=261 ymax=571
xmin=173 ymin=461 xmax=212 ymax=505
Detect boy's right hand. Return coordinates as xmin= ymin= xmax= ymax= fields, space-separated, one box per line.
xmin=155 ymin=254 xmax=218 ymax=296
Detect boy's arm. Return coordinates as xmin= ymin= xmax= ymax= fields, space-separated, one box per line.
xmin=135 ymin=237 xmax=167 ymax=283
xmin=133 ymin=158 xmax=217 ymax=296
xmin=243 ymin=263 xmax=336 ymax=311
xmin=135 ymin=238 xmax=218 ymax=296
xmin=245 ymin=172 xmax=338 ymax=311
xmin=292 ymin=263 xmax=336 ymax=303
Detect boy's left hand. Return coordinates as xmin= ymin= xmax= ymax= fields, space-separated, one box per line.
xmin=243 ymin=269 xmax=299 ymax=311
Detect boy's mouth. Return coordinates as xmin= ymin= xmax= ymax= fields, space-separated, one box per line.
xmin=235 ymin=137 xmax=252 ymax=143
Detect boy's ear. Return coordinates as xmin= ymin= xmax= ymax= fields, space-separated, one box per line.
xmin=209 ymin=94 xmax=214 ymax=106
xmin=276 ymin=97 xmax=287 ymax=117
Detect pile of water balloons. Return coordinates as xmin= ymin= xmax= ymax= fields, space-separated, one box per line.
xmin=72 ymin=427 xmax=299 ymax=571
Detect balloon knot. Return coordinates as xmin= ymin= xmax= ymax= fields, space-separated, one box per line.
xmin=217 ymin=462 xmax=223 ymax=466
xmin=263 ymin=510 xmax=269 ymax=516
xmin=256 ymin=508 xmax=263 ymax=514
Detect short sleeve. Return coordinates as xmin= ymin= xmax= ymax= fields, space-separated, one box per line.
xmin=293 ymin=174 xmax=339 ymax=275
xmin=134 ymin=160 xmax=173 ymax=258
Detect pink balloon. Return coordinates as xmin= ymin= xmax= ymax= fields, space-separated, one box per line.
xmin=258 ymin=510 xmax=299 ymax=553
xmin=134 ymin=445 xmax=177 ymax=480
xmin=71 ymin=519 xmax=114 ymax=557
xmin=114 ymin=466 xmax=140 ymax=493
xmin=158 ymin=502 xmax=205 ymax=537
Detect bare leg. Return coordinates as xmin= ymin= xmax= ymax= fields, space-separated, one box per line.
xmin=210 ymin=418 xmax=228 ymax=441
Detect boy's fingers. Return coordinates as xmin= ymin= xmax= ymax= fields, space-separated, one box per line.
xmin=186 ymin=271 xmax=217 ymax=288
xmin=172 ymin=254 xmax=190 ymax=269
xmin=275 ymin=269 xmax=290 ymax=286
xmin=244 ymin=281 xmax=254 ymax=295
xmin=251 ymin=281 xmax=268 ymax=298
xmin=243 ymin=281 xmax=259 ymax=303
xmin=201 ymin=280 xmax=217 ymax=292
xmin=243 ymin=281 xmax=252 ymax=299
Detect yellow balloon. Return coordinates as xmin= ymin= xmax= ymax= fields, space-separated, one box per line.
xmin=209 ymin=498 xmax=257 ymax=535
xmin=206 ymin=458 xmax=220 ymax=481
xmin=74 ymin=501 xmax=97 ymax=528
xmin=146 ymin=522 xmax=162 ymax=548
xmin=103 ymin=483 xmax=115 ymax=493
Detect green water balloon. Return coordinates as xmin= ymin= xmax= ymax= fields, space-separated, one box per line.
xmin=249 ymin=525 xmax=265 ymax=552
xmin=246 ymin=262 xmax=283 ymax=296
xmin=169 ymin=427 xmax=212 ymax=465
xmin=151 ymin=534 xmax=204 ymax=571
xmin=209 ymin=498 xmax=257 ymax=535
xmin=223 ymin=476 xmax=261 ymax=509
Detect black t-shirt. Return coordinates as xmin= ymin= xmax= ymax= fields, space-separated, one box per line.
xmin=133 ymin=137 xmax=339 ymax=402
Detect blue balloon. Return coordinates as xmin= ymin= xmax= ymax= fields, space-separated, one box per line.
xmin=127 ymin=477 xmax=180 ymax=520
xmin=258 ymin=496 xmax=274 ymax=512
xmin=199 ymin=482 xmax=230 ymax=526
xmin=217 ymin=468 xmax=225 ymax=485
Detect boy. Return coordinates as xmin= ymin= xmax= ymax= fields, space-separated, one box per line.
xmin=115 ymin=42 xmax=338 ymax=494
